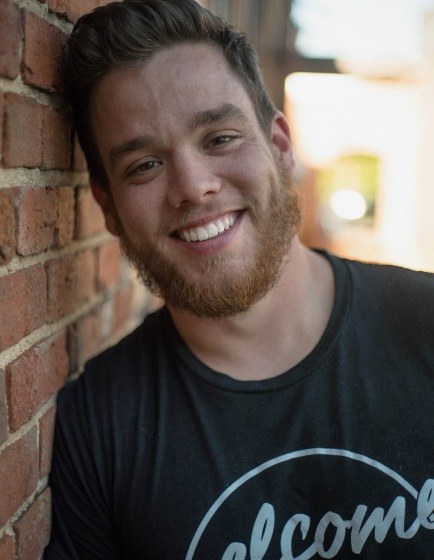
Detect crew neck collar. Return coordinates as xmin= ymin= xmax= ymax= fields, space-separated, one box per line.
xmin=162 ymin=250 xmax=352 ymax=393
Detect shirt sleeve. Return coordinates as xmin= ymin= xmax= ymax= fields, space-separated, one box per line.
xmin=44 ymin=380 xmax=120 ymax=559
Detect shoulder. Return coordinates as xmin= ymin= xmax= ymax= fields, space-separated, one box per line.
xmin=343 ymin=257 xmax=434 ymax=289
xmin=343 ymin=257 xmax=434 ymax=304
xmin=57 ymin=307 xmax=167 ymax=423
xmin=337 ymin=256 xmax=434 ymax=337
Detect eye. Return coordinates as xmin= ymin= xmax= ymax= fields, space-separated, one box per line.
xmin=207 ymin=134 xmax=238 ymax=148
xmin=126 ymin=159 xmax=161 ymax=176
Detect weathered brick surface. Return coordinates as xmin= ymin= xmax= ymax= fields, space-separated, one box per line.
xmin=13 ymin=488 xmax=51 ymax=560
xmin=39 ymin=405 xmax=57 ymax=478
xmin=17 ymin=187 xmax=75 ymax=256
xmin=68 ymin=307 xmax=105 ymax=371
xmin=0 ymin=369 xmax=8 ymax=446
xmin=17 ymin=188 xmax=57 ymax=256
xmin=0 ymin=427 xmax=39 ymax=527
xmin=42 ymin=105 xmax=72 ymax=170
xmin=0 ymin=0 xmax=21 ymax=79
xmin=0 ymin=188 xmax=16 ymax=265
xmin=46 ymin=251 xmax=96 ymax=322
xmin=98 ymin=241 xmax=121 ymax=290
xmin=6 ymin=331 xmax=68 ymax=431
xmin=56 ymin=187 xmax=75 ymax=247
xmin=22 ymin=11 xmax=68 ymax=93
xmin=0 ymin=90 xmax=4 ymax=165
xmin=0 ymin=534 xmax=15 ymax=560
xmin=75 ymin=187 xmax=106 ymax=238
xmin=2 ymin=95 xmax=72 ymax=170
xmin=2 ymin=93 xmax=44 ymax=168
xmin=48 ymin=0 xmax=107 ymax=23
xmin=0 ymin=265 xmax=48 ymax=351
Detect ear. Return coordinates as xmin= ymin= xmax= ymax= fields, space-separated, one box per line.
xmin=90 ymin=180 xmax=120 ymax=237
xmin=270 ymin=111 xmax=295 ymax=174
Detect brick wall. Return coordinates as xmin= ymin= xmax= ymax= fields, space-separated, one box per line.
xmin=0 ymin=1 xmax=150 ymax=558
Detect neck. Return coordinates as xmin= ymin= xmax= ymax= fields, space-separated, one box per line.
xmin=167 ymin=239 xmax=335 ymax=381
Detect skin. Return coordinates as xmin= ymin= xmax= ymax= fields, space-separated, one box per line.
xmin=90 ymin=42 xmax=335 ymax=380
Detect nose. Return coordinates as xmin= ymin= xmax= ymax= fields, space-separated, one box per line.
xmin=166 ymin=152 xmax=222 ymax=208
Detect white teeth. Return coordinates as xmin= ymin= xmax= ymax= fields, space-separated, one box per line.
xmin=206 ymin=223 xmax=219 ymax=238
xmin=197 ymin=227 xmax=209 ymax=241
xmin=178 ymin=213 xmax=238 ymax=242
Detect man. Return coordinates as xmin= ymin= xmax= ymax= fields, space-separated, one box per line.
xmin=45 ymin=1 xmax=434 ymax=558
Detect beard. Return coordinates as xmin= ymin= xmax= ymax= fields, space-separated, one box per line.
xmin=117 ymin=156 xmax=300 ymax=318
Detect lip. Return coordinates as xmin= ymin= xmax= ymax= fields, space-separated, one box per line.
xmin=170 ymin=210 xmax=244 ymax=256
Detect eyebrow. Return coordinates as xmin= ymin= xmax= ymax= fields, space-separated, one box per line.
xmin=188 ymin=103 xmax=249 ymax=130
xmin=108 ymin=103 xmax=248 ymax=170
xmin=109 ymin=135 xmax=154 ymax=170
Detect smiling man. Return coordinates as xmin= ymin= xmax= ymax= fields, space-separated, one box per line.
xmin=45 ymin=1 xmax=434 ymax=559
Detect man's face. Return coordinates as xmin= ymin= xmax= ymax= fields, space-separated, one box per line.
xmin=90 ymin=43 xmax=300 ymax=317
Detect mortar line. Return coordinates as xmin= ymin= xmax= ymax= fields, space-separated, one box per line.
xmin=0 ymin=232 xmax=116 ymax=277
xmin=13 ymin=0 xmax=74 ymax=34
xmin=0 ymin=292 xmax=109 ymax=368
xmin=0 ymin=75 xmax=67 ymax=108
xmin=0 ymin=475 xmax=50 ymax=539
xmin=0 ymin=168 xmax=88 ymax=189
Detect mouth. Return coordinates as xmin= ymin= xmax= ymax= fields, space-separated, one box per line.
xmin=174 ymin=211 xmax=239 ymax=243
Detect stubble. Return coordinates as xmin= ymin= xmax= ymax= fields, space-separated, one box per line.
xmin=117 ymin=156 xmax=300 ymax=318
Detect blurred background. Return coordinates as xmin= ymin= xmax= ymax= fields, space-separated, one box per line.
xmin=201 ymin=0 xmax=434 ymax=271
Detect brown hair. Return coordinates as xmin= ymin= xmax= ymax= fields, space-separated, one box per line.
xmin=67 ymin=0 xmax=276 ymax=189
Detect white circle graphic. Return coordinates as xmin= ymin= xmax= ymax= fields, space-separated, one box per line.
xmin=185 ymin=447 xmax=419 ymax=559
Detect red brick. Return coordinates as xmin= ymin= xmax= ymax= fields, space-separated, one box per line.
xmin=0 ymin=534 xmax=15 ymax=560
xmin=16 ymin=187 xmax=75 ymax=256
xmin=98 ymin=241 xmax=121 ymax=290
xmin=56 ymin=187 xmax=75 ymax=247
xmin=41 ymin=105 xmax=72 ymax=170
xmin=75 ymin=187 xmax=106 ymax=238
xmin=46 ymin=251 xmax=95 ymax=321
xmin=22 ymin=11 xmax=67 ymax=93
xmin=0 ymin=265 xmax=48 ymax=351
xmin=17 ymin=188 xmax=57 ymax=256
xmin=39 ymin=405 xmax=56 ymax=478
xmin=0 ymin=369 xmax=8 ymax=446
xmin=0 ymin=0 xmax=21 ymax=79
xmin=0 ymin=90 xmax=4 ymax=164
xmin=0 ymin=188 xmax=17 ymax=265
xmin=47 ymin=0 xmax=108 ymax=23
xmin=68 ymin=307 xmax=105 ymax=371
xmin=2 ymin=93 xmax=44 ymax=168
xmin=6 ymin=331 xmax=68 ymax=431
xmin=13 ymin=488 xmax=51 ymax=560
xmin=0 ymin=427 xmax=39 ymax=527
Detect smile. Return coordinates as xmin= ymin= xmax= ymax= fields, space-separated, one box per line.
xmin=176 ymin=212 xmax=238 ymax=242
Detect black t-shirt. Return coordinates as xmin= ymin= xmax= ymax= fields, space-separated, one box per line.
xmin=45 ymin=253 xmax=434 ymax=559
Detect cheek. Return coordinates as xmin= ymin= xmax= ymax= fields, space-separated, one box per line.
xmin=112 ymin=188 xmax=162 ymax=241
xmin=225 ymin=143 xmax=275 ymax=196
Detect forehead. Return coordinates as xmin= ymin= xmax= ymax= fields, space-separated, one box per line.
xmin=90 ymin=42 xmax=260 ymax=148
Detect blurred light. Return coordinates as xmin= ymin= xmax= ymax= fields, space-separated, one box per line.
xmin=291 ymin=0 xmax=434 ymax=63
xmin=331 ymin=189 xmax=367 ymax=220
